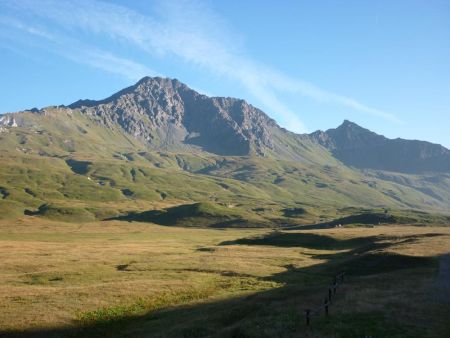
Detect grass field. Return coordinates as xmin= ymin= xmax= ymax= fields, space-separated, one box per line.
xmin=0 ymin=216 xmax=449 ymax=337
xmin=2 ymin=74 xmax=450 ymax=338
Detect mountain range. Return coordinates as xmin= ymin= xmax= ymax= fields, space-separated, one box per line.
xmin=311 ymin=120 xmax=450 ymax=174
xmin=1 ymin=76 xmax=449 ymax=223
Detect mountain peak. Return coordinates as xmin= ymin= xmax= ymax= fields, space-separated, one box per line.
xmin=62 ymin=77 xmax=450 ymax=173
xmin=337 ymin=119 xmax=364 ymax=130
xmin=341 ymin=119 xmax=356 ymax=126
xmin=68 ymin=76 xmax=190 ymax=110
xmin=64 ymin=76 xmax=303 ymax=158
xmin=311 ymin=119 xmax=450 ymax=174
xmin=135 ymin=76 xmax=184 ymax=89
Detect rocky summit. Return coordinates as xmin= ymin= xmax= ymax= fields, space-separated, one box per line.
xmin=1 ymin=76 xmax=450 ymax=220
xmin=69 ymin=77 xmax=284 ymax=157
xmin=310 ymin=120 xmax=450 ymax=174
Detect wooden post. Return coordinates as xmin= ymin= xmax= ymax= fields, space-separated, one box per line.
xmin=324 ymin=298 xmax=329 ymax=316
xmin=305 ymin=309 xmax=311 ymax=326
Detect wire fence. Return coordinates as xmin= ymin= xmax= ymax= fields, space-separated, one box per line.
xmin=304 ymin=272 xmax=345 ymax=326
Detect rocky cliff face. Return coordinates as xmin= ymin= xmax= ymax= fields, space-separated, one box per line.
xmin=310 ymin=120 xmax=450 ymax=173
xmin=0 ymin=115 xmax=19 ymax=128
xmin=7 ymin=76 xmax=449 ymax=174
xmin=69 ymin=77 xmax=279 ymax=156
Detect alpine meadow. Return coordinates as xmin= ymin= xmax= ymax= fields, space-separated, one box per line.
xmin=0 ymin=1 xmax=449 ymax=338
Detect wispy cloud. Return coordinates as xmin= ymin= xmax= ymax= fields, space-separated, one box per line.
xmin=0 ymin=16 xmax=156 ymax=81
xmin=0 ymin=0 xmax=401 ymax=132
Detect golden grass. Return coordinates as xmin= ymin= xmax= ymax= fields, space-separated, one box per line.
xmin=0 ymin=216 xmax=449 ymax=336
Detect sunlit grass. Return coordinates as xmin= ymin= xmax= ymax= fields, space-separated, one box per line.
xmin=0 ymin=217 xmax=448 ymax=336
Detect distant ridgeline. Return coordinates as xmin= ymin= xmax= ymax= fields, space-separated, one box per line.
xmin=0 ymin=76 xmax=450 ymax=223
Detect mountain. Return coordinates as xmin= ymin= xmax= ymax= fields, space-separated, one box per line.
xmin=1 ymin=76 xmax=450 ymax=223
xmin=67 ymin=77 xmax=317 ymax=162
xmin=310 ymin=120 xmax=450 ymax=174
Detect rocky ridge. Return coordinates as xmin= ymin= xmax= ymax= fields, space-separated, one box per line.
xmin=310 ymin=120 xmax=450 ymax=173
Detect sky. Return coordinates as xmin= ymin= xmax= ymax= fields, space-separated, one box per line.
xmin=0 ymin=0 xmax=449 ymax=147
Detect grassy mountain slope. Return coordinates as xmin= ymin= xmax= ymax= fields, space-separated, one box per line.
xmin=1 ymin=126 xmax=449 ymax=224
xmin=1 ymin=78 xmax=450 ymax=225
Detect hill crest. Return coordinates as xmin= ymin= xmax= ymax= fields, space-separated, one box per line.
xmin=310 ymin=119 xmax=450 ymax=174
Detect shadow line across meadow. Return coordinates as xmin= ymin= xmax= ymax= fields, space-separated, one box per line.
xmin=1 ymin=232 xmax=446 ymax=338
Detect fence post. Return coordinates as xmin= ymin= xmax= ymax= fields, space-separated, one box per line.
xmin=302 ymin=271 xmax=345 ymax=329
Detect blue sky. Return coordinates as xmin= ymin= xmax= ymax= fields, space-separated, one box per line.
xmin=0 ymin=0 xmax=449 ymax=147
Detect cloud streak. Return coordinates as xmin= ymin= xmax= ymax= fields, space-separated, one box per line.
xmin=0 ymin=16 xmax=156 ymax=81
xmin=0 ymin=0 xmax=401 ymax=132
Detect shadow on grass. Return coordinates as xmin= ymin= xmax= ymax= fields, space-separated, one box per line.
xmin=1 ymin=232 xmax=445 ymax=338
xmin=220 ymin=232 xmax=443 ymax=251
xmin=105 ymin=203 xmax=263 ymax=228
xmin=285 ymin=212 xmax=397 ymax=230
xmin=220 ymin=232 xmax=382 ymax=250
xmin=222 ymin=232 xmax=442 ymax=280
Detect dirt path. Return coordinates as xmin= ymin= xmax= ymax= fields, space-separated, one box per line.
xmin=435 ymin=253 xmax=450 ymax=302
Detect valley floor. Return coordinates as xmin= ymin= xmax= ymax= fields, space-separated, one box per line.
xmin=0 ymin=217 xmax=449 ymax=337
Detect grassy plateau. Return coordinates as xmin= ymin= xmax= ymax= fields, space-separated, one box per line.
xmin=0 ymin=109 xmax=449 ymax=337
xmin=0 ymin=215 xmax=449 ymax=337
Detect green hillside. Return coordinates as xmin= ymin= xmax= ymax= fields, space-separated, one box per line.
xmin=114 ymin=202 xmax=267 ymax=228
xmin=1 ymin=106 xmax=450 ymax=227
